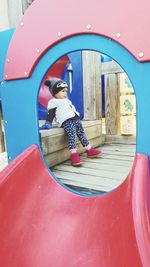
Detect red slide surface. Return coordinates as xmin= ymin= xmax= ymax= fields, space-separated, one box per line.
xmin=0 ymin=145 xmax=150 ymax=267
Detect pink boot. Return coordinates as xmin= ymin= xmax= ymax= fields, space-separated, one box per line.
xmin=70 ymin=152 xmax=82 ymax=166
xmin=86 ymin=147 xmax=102 ymax=158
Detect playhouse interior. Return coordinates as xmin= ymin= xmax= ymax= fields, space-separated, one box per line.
xmin=37 ymin=49 xmax=136 ymax=194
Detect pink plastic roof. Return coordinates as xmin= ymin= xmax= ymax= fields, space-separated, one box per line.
xmin=4 ymin=0 xmax=150 ymax=80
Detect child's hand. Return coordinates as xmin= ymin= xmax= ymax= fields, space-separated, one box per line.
xmin=39 ymin=121 xmax=52 ymax=130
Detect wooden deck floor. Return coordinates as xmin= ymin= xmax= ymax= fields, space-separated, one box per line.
xmin=52 ymin=143 xmax=136 ymax=194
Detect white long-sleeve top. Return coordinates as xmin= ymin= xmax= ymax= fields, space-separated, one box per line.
xmin=47 ymin=98 xmax=80 ymax=127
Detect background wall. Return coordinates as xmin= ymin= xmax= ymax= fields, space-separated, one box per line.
xmin=0 ymin=0 xmax=34 ymax=31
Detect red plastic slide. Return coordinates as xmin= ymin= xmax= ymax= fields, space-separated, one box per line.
xmin=0 ymin=145 xmax=150 ymax=267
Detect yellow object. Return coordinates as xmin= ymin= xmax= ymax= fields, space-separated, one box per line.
xmin=120 ymin=95 xmax=136 ymax=115
xmin=119 ymin=73 xmax=136 ymax=136
xmin=119 ymin=73 xmax=134 ymax=94
xmin=120 ymin=115 xmax=136 ymax=135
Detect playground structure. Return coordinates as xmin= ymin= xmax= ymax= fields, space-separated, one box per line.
xmin=0 ymin=0 xmax=150 ymax=266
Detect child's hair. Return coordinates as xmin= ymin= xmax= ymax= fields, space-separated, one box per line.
xmin=44 ymin=78 xmax=68 ymax=96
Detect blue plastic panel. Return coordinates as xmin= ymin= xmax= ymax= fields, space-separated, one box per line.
xmin=1 ymin=34 xmax=150 ymax=160
xmin=0 ymin=29 xmax=14 ymax=100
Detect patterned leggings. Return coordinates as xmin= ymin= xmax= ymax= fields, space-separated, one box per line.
xmin=62 ymin=118 xmax=89 ymax=150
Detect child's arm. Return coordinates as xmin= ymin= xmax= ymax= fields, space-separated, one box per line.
xmin=39 ymin=108 xmax=56 ymax=130
xmin=46 ymin=108 xmax=56 ymax=123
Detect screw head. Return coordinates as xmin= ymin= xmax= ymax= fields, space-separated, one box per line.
xmin=37 ymin=49 xmax=40 ymax=53
xmin=7 ymin=58 xmax=10 ymax=63
xmin=138 ymin=52 xmax=144 ymax=58
xmin=116 ymin=32 xmax=121 ymax=38
xmin=24 ymin=71 xmax=28 ymax=76
xmin=20 ymin=22 xmax=24 ymax=26
xmin=5 ymin=75 xmax=8 ymax=79
xmin=86 ymin=24 xmax=92 ymax=30
xmin=57 ymin=32 xmax=62 ymax=37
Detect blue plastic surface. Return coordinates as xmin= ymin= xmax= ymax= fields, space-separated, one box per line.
xmin=65 ymin=51 xmax=84 ymax=119
xmin=38 ymin=102 xmax=48 ymax=120
xmin=1 ymin=34 xmax=150 ymax=161
xmin=0 ymin=29 xmax=14 ymax=100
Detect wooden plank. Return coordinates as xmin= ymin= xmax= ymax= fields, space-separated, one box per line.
xmin=105 ymin=134 xmax=136 ymax=144
xmin=55 ymin=171 xmax=124 ymax=192
xmin=100 ymin=150 xmax=135 ymax=156
xmin=53 ymin=164 xmax=127 ymax=180
xmin=101 ymin=61 xmax=123 ymax=75
xmin=92 ymin=154 xmax=134 ymax=161
xmin=100 ymin=143 xmax=135 ymax=153
xmin=104 ymin=144 xmax=136 ymax=151
xmin=82 ymin=51 xmax=102 ymax=120
xmin=100 ymin=147 xmax=135 ymax=155
xmin=40 ymin=120 xmax=102 ymax=137
xmin=63 ymin=161 xmax=132 ymax=173
xmin=81 ymin=148 xmax=135 ymax=160
xmin=54 ymin=169 xmax=124 ymax=187
xmin=116 ymin=74 xmax=121 ymax=133
xmin=78 ymin=157 xmax=134 ymax=167
xmin=100 ymin=144 xmax=135 ymax=151
xmin=105 ymin=74 xmax=120 ymax=134
xmin=61 ymin=179 xmax=114 ymax=192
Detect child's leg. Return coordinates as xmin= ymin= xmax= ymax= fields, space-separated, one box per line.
xmin=75 ymin=119 xmax=89 ymax=147
xmin=63 ymin=120 xmax=76 ymax=150
xmin=63 ymin=119 xmax=82 ymax=166
xmin=75 ymin=119 xmax=102 ymax=157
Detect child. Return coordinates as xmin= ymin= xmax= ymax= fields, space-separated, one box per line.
xmin=40 ymin=78 xmax=101 ymax=166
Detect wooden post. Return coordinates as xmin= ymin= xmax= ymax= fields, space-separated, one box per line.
xmin=7 ymin=0 xmax=23 ymax=28
xmin=22 ymin=0 xmax=34 ymax=13
xmin=105 ymin=74 xmax=120 ymax=134
xmin=0 ymin=0 xmax=33 ymax=31
xmin=82 ymin=51 xmax=102 ymax=120
xmin=0 ymin=0 xmax=10 ymax=31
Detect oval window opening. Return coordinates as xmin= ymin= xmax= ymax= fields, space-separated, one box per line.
xmin=39 ymin=50 xmax=136 ymax=195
